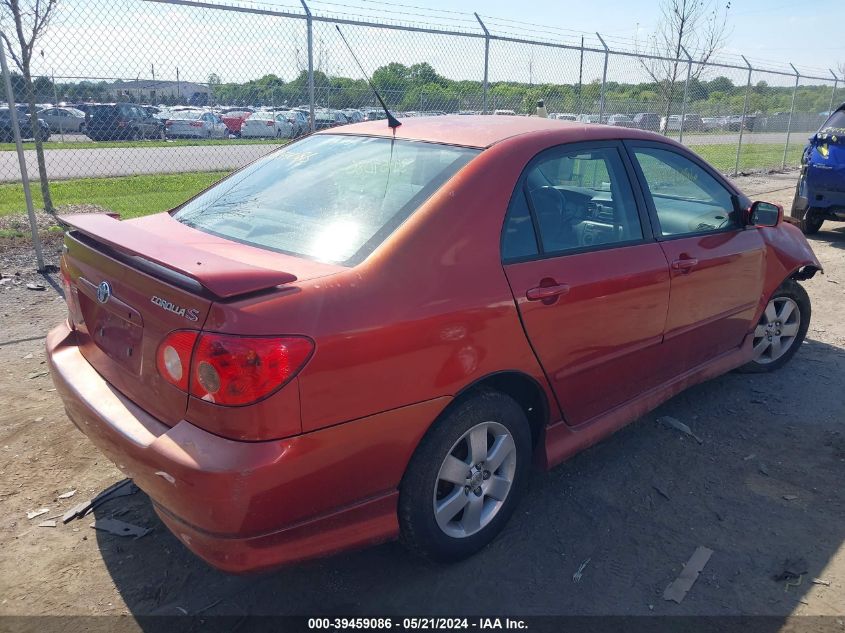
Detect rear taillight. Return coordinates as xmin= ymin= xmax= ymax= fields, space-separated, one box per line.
xmin=265 ymin=120 xmax=274 ymax=126
xmin=156 ymin=331 xmax=199 ymax=392
xmin=156 ymin=331 xmax=313 ymax=406
xmin=191 ymin=334 xmax=313 ymax=406
xmin=165 ymin=120 xmax=173 ymax=127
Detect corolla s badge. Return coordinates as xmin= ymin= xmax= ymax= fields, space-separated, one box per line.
xmin=151 ymin=295 xmax=200 ymax=322
xmin=96 ymin=281 xmax=112 ymax=304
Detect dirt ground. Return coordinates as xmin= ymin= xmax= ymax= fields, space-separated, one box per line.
xmin=0 ymin=170 xmax=844 ymax=626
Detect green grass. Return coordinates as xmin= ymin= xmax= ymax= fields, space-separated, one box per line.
xmin=689 ymin=142 xmax=803 ymax=174
xmin=0 ymin=138 xmax=285 ymax=151
xmin=0 ymin=171 xmax=229 ymax=219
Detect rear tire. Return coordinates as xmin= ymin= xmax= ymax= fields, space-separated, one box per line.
xmin=398 ymin=390 xmax=531 ymax=562
xmin=738 ymin=279 xmax=810 ymax=373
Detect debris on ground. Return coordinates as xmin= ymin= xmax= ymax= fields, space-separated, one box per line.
xmin=58 ymin=490 xmax=77 ymax=499
xmin=663 ymin=546 xmax=714 ymax=604
xmin=38 ymin=520 xmax=57 ymax=528
xmin=572 ymin=558 xmax=590 ymax=583
xmin=90 ymin=518 xmax=151 ymax=539
xmin=62 ymin=479 xmax=138 ymax=524
xmin=758 ymin=463 xmax=770 ymax=476
xmin=653 ymin=483 xmax=671 ymax=500
xmin=657 ymin=416 xmax=703 ymax=444
xmin=773 ymin=557 xmax=808 ymax=582
xmin=27 ymin=370 xmax=48 ymax=380
xmin=26 ymin=508 xmax=49 ymax=520
xmin=25 ymin=282 xmax=45 ymax=291
xmin=782 ymin=494 xmax=798 ymax=501
xmin=811 ymin=578 xmax=831 ymax=587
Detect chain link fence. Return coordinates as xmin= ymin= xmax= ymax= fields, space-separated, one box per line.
xmin=0 ymin=0 xmax=841 ymax=225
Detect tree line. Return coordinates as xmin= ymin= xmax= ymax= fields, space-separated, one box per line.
xmin=28 ymin=63 xmax=837 ymax=116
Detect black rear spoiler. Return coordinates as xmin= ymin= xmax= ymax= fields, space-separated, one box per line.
xmin=60 ymin=214 xmax=297 ymax=299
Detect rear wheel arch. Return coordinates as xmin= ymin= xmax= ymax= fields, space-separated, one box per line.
xmin=451 ymin=371 xmax=550 ymax=449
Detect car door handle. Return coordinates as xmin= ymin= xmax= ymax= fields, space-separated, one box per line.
xmin=526 ymin=283 xmax=570 ymax=301
xmin=672 ymin=258 xmax=699 ymax=273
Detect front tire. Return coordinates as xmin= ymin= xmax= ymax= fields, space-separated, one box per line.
xmin=399 ymin=390 xmax=531 ymax=562
xmin=800 ymin=209 xmax=824 ymax=235
xmin=739 ymin=279 xmax=810 ymax=373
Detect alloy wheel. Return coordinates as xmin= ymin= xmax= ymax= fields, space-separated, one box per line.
xmin=432 ymin=420 xmax=516 ymax=538
xmin=752 ymin=297 xmax=801 ymax=364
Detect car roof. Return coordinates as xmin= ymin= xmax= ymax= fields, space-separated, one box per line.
xmin=325 ymin=115 xmax=660 ymax=149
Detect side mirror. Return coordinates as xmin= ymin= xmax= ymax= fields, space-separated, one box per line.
xmin=748 ymin=201 xmax=782 ymax=227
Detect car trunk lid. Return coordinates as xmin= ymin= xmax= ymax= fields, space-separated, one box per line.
xmin=60 ymin=212 xmax=339 ymax=426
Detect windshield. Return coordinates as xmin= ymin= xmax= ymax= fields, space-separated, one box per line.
xmin=173 ymin=134 xmax=479 ymax=264
xmin=819 ymin=109 xmax=845 ymax=135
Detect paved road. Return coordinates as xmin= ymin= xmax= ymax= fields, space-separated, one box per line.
xmin=0 ymin=142 xmax=280 ymax=182
xmin=0 ymin=130 xmax=812 ymax=182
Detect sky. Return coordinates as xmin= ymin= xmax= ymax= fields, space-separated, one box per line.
xmin=25 ymin=0 xmax=845 ymax=90
xmin=448 ymin=0 xmax=845 ymax=75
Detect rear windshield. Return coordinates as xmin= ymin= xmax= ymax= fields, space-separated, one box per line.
xmin=173 ymin=134 xmax=479 ymax=264
xmin=88 ymin=105 xmax=118 ymax=118
xmin=250 ymin=111 xmax=275 ymax=120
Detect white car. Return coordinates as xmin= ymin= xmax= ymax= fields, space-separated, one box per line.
xmin=37 ymin=107 xmax=87 ymax=133
xmin=241 ymin=111 xmax=295 ymax=138
xmin=165 ymin=110 xmax=228 ymax=139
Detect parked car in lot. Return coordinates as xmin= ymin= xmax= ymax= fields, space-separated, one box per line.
xmin=277 ymin=109 xmax=309 ymax=137
xmin=0 ymin=107 xmax=50 ymax=142
xmin=576 ymin=114 xmax=599 ymax=123
xmin=38 ymin=107 xmax=87 ymax=133
xmin=49 ymin=116 xmax=820 ymax=573
xmin=240 ymin=110 xmax=295 ymax=138
xmin=314 ymin=109 xmax=348 ymax=130
xmin=790 ymin=102 xmax=845 ymax=234
xmin=85 ymin=103 xmax=161 ymax=141
xmin=550 ymin=113 xmax=578 ymax=121
xmin=219 ymin=110 xmax=253 ymax=136
xmin=606 ymin=114 xmax=635 ymax=127
xmin=633 ymin=112 xmax=660 ymax=132
xmin=165 ymin=110 xmax=229 ymax=139
xmin=702 ymin=116 xmax=729 ymax=132
xmin=660 ymin=114 xmax=704 ymax=133
xmin=727 ymin=114 xmax=757 ymax=132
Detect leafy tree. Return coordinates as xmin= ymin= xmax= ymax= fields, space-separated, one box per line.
xmin=1 ymin=0 xmax=58 ymax=213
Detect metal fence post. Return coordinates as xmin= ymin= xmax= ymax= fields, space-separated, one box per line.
xmin=678 ymin=45 xmax=692 ymax=144
xmin=830 ymin=69 xmax=839 ymax=114
xmin=0 ymin=32 xmax=44 ymax=272
xmin=577 ymin=36 xmax=584 ymax=116
xmin=300 ymin=0 xmax=315 ymax=132
xmin=782 ymin=63 xmax=800 ymax=169
xmin=474 ymin=13 xmax=490 ymax=115
xmin=734 ymin=56 xmax=753 ymax=176
xmin=596 ymin=33 xmax=609 ymax=124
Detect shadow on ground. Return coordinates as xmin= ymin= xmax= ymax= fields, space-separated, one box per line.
xmin=93 ymin=337 xmax=845 ymax=624
xmin=807 ymin=224 xmax=845 ymax=250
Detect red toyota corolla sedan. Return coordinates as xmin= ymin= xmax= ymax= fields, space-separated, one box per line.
xmin=48 ymin=116 xmax=821 ymax=573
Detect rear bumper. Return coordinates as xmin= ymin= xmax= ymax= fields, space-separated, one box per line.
xmin=47 ymin=322 xmax=448 ymax=572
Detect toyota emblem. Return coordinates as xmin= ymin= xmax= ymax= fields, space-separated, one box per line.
xmin=97 ymin=281 xmax=112 ymax=304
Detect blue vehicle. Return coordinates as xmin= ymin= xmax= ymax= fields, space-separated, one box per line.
xmin=791 ymin=103 xmax=845 ymax=234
